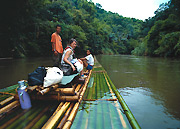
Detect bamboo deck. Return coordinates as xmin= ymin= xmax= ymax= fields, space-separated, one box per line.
xmin=71 ymin=62 xmax=131 ymax=129
xmin=0 ymin=57 xmax=140 ymax=129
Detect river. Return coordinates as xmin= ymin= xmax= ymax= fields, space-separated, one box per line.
xmin=96 ymin=55 xmax=180 ymax=129
xmin=0 ymin=57 xmax=53 ymax=89
xmin=0 ymin=55 xmax=180 ymax=128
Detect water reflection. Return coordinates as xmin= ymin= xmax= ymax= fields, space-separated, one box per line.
xmin=0 ymin=57 xmax=53 ymax=89
xmin=97 ymin=55 xmax=180 ymax=129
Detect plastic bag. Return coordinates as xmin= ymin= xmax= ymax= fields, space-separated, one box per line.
xmin=43 ymin=67 xmax=63 ymax=87
xmin=71 ymin=59 xmax=83 ymax=73
xmin=74 ymin=61 xmax=83 ymax=72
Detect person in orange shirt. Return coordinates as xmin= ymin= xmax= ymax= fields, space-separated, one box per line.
xmin=51 ymin=25 xmax=63 ymax=67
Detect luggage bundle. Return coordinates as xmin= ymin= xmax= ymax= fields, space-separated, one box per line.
xmin=28 ymin=66 xmax=63 ymax=87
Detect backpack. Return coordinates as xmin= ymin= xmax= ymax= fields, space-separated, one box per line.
xmin=28 ymin=67 xmax=47 ymax=86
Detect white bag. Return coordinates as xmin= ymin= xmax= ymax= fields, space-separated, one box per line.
xmin=43 ymin=67 xmax=63 ymax=87
xmin=74 ymin=61 xmax=83 ymax=72
xmin=71 ymin=59 xmax=83 ymax=73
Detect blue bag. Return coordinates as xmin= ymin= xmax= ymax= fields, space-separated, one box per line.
xmin=28 ymin=67 xmax=47 ymax=86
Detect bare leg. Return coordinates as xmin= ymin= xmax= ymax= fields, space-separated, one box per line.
xmin=80 ymin=60 xmax=89 ymax=76
xmin=82 ymin=60 xmax=88 ymax=68
xmin=80 ymin=70 xmax=83 ymax=76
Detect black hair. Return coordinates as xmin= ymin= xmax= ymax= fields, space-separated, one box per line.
xmin=87 ymin=49 xmax=92 ymax=53
xmin=69 ymin=38 xmax=77 ymax=44
xmin=56 ymin=24 xmax=61 ymax=28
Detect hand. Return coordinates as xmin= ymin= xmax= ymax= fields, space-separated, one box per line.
xmin=71 ymin=65 xmax=76 ymax=71
xmin=54 ymin=50 xmax=58 ymax=56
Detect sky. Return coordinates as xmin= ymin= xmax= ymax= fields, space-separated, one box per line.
xmin=91 ymin=0 xmax=170 ymax=20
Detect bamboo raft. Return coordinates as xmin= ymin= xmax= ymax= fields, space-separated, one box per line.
xmin=0 ymin=57 xmax=141 ymax=129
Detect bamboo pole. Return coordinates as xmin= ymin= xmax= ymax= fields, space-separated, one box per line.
xmin=96 ymin=73 xmax=104 ymax=129
xmin=82 ymin=84 xmax=90 ymax=99
xmin=42 ymin=83 xmax=82 ymax=129
xmin=42 ymin=102 xmax=64 ymax=128
xmin=96 ymin=73 xmax=101 ymax=99
xmin=91 ymin=75 xmax=96 ymax=99
xmin=5 ymin=108 xmax=38 ymax=129
xmin=99 ymin=73 xmax=104 ymax=98
xmin=0 ymin=92 xmax=16 ymax=96
xmin=86 ymin=80 xmax=93 ymax=100
xmin=32 ymin=108 xmax=53 ymax=129
xmin=62 ymin=103 xmax=78 ymax=129
xmin=57 ymin=103 xmax=74 ymax=129
xmin=39 ymin=84 xmax=59 ymax=95
xmin=0 ymin=96 xmax=15 ymax=108
xmin=76 ymin=64 xmax=96 ymax=129
xmin=84 ymin=75 xmax=95 ymax=129
xmin=103 ymin=72 xmax=128 ymax=128
xmin=72 ymin=74 xmax=95 ymax=129
xmin=27 ymin=103 xmax=59 ymax=129
xmin=101 ymin=73 xmax=109 ymax=98
xmin=75 ymin=84 xmax=81 ymax=93
xmin=83 ymin=71 xmax=97 ymax=129
xmin=100 ymin=73 xmax=113 ymax=129
xmin=83 ymin=98 xmax=117 ymax=101
xmin=42 ymin=102 xmax=70 ymax=129
xmin=55 ymin=84 xmax=81 ymax=129
xmin=102 ymin=73 xmax=112 ymax=99
xmin=0 ymin=101 xmax=20 ymax=117
xmin=77 ymin=84 xmax=84 ymax=96
xmin=103 ymin=72 xmax=141 ymax=129
xmin=15 ymin=108 xmax=43 ymax=129
xmin=31 ymin=95 xmax=79 ymax=102
xmin=95 ymin=73 xmax=97 ymax=99
xmin=56 ymin=88 xmax=75 ymax=95
xmin=0 ymin=96 xmax=9 ymax=102
xmin=24 ymin=106 xmax=50 ymax=129
xmin=26 ymin=85 xmax=38 ymax=92
xmin=0 ymin=108 xmax=26 ymax=128
xmin=62 ymin=70 xmax=92 ymax=129
xmin=92 ymin=70 xmax=106 ymax=73
xmin=108 ymin=99 xmax=122 ymax=129
xmin=70 ymin=78 xmax=93 ymax=128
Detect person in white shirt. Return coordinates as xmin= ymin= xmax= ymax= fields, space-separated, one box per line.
xmin=61 ymin=38 xmax=85 ymax=78
xmin=80 ymin=49 xmax=94 ymax=70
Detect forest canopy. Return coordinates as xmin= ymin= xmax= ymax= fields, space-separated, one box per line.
xmin=0 ymin=0 xmax=180 ymax=58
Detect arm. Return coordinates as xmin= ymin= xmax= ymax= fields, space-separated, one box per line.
xmin=51 ymin=34 xmax=58 ymax=55
xmin=63 ymin=51 xmax=76 ymax=71
xmin=80 ymin=57 xmax=87 ymax=61
xmin=52 ymin=42 xmax=58 ymax=55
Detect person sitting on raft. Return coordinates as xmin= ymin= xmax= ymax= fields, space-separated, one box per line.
xmin=61 ymin=38 xmax=86 ymax=79
xmin=80 ymin=49 xmax=94 ymax=72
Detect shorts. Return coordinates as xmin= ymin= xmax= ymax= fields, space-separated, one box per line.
xmin=86 ymin=64 xmax=93 ymax=70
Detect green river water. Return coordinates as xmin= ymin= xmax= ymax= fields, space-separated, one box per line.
xmin=96 ymin=55 xmax=180 ymax=129
xmin=0 ymin=55 xmax=180 ymax=128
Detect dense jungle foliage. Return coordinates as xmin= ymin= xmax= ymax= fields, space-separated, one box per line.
xmin=0 ymin=0 xmax=180 ymax=57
